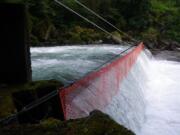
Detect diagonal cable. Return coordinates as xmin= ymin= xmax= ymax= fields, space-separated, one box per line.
xmin=54 ymin=0 xmax=114 ymax=38
xmin=73 ymin=0 xmax=138 ymax=42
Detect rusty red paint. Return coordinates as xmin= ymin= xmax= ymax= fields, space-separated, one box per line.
xmin=59 ymin=43 xmax=144 ymax=120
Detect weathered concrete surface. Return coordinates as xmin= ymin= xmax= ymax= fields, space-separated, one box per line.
xmin=0 ymin=4 xmax=31 ymax=84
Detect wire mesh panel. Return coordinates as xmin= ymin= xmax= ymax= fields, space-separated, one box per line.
xmin=59 ymin=43 xmax=144 ymax=120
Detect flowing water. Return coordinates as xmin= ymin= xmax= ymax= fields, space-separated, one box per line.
xmin=31 ymin=45 xmax=180 ymax=135
xmin=31 ymin=45 xmax=130 ymax=84
xmin=140 ymin=58 xmax=180 ymax=135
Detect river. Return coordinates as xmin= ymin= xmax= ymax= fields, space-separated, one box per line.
xmin=31 ymin=45 xmax=180 ymax=135
xmin=31 ymin=45 xmax=130 ymax=84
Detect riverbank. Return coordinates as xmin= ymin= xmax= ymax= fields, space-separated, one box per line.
xmin=30 ymin=26 xmax=125 ymax=46
xmin=0 ymin=110 xmax=135 ymax=135
xmin=0 ymin=80 xmax=62 ymax=119
xmin=0 ymin=81 xmax=135 ymax=135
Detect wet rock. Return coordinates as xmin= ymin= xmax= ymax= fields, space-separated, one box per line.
xmin=12 ymin=80 xmax=64 ymax=124
xmin=0 ymin=110 xmax=135 ymax=135
xmin=156 ymin=40 xmax=180 ymax=51
xmin=144 ymin=41 xmax=157 ymax=49
xmin=153 ymin=50 xmax=180 ymax=62
xmin=0 ymin=80 xmax=64 ymax=123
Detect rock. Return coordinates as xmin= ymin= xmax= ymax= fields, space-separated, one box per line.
xmin=153 ymin=50 xmax=180 ymax=62
xmin=0 ymin=80 xmax=64 ymax=124
xmin=144 ymin=41 xmax=156 ymax=49
xmin=169 ymin=41 xmax=180 ymax=51
xmin=0 ymin=110 xmax=135 ymax=135
xmin=156 ymin=40 xmax=180 ymax=51
xmin=11 ymin=80 xmax=64 ymax=124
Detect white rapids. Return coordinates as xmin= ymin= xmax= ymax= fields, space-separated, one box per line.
xmin=31 ymin=45 xmax=180 ymax=135
xmin=140 ymin=59 xmax=180 ymax=135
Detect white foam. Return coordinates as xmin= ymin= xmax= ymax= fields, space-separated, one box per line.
xmin=140 ymin=60 xmax=180 ymax=135
xmin=31 ymin=45 xmax=180 ymax=135
xmin=31 ymin=45 xmax=129 ymax=84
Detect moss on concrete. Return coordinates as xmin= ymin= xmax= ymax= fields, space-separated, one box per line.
xmin=14 ymin=80 xmax=62 ymax=93
xmin=0 ymin=110 xmax=135 ymax=135
xmin=0 ymin=82 xmax=135 ymax=135
xmin=0 ymin=80 xmax=63 ymax=119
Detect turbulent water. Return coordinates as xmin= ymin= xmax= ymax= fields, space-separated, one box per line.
xmin=140 ymin=57 xmax=180 ymax=135
xmin=31 ymin=45 xmax=180 ymax=135
xmin=31 ymin=45 xmax=129 ymax=84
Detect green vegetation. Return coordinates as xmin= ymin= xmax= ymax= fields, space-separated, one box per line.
xmin=0 ymin=81 xmax=134 ymax=135
xmin=0 ymin=80 xmax=62 ymax=118
xmin=149 ymin=0 xmax=180 ymax=42
xmin=0 ymin=110 xmax=135 ymax=135
xmin=1 ymin=0 xmax=179 ymax=45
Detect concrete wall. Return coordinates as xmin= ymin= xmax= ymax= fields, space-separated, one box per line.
xmin=0 ymin=4 xmax=31 ymax=84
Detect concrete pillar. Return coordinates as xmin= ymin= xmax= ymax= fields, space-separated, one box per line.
xmin=0 ymin=4 xmax=31 ymax=84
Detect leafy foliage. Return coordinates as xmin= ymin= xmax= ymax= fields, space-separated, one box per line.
xmin=1 ymin=0 xmax=180 ymax=44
